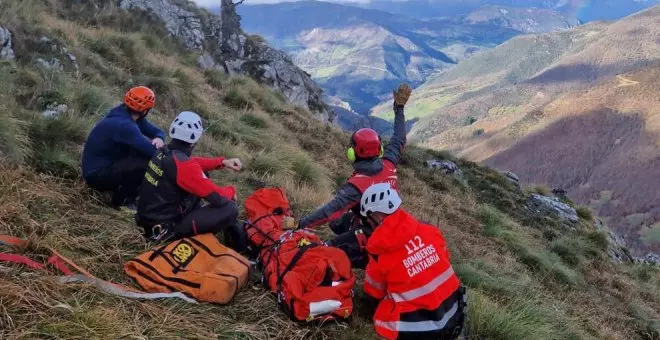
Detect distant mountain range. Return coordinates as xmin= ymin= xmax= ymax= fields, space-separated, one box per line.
xmin=233 ymin=0 xmax=658 ymax=125
xmin=237 ymin=1 xmax=525 ymax=116
xmin=392 ymin=5 xmax=660 ymax=257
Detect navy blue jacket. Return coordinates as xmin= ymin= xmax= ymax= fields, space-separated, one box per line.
xmin=82 ymin=105 xmax=166 ymax=180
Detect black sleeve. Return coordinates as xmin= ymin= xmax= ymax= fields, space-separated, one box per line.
xmin=298 ymin=184 xmax=362 ymax=229
xmin=383 ymin=105 xmax=406 ymax=165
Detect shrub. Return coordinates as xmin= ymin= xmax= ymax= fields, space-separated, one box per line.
xmin=224 ymin=87 xmax=252 ymax=110
xmin=504 ymin=232 xmax=581 ymax=286
xmin=29 ymin=114 xmax=88 ymax=146
xmin=250 ymin=151 xmax=290 ymax=177
xmin=289 ymin=152 xmax=325 ymax=187
xmin=454 ymin=262 xmax=530 ymax=297
xmin=477 ymin=204 xmax=514 ymax=237
xmin=33 ymin=146 xmax=79 ymax=178
xmin=204 ymin=69 xmax=226 ymax=89
xmin=0 ymin=112 xmax=29 ymax=164
xmin=240 ymin=112 xmax=268 ymax=129
xmin=467 ymin=291 xmax=574 ymax=340
xmin=586 ymin=230 xmax=610 ymax=251
xmin=36 ymin=90 xmax=67 ymax=110
xmin=527 ymin=185 xmax=552 ymax=196
xmin=576 ymin=206 xmax=594 ymax=221
xmin=463 ymin=116 xmax=477 ymax=126
xmin=74 ymin=86 xmax=114 ymax=116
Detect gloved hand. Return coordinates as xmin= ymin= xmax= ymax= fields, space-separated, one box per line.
xmin=393 ymin=83 xmax=412 ymax=107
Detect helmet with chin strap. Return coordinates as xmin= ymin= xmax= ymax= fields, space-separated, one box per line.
xmin=346 ymin=128 xmax=384 ymax=162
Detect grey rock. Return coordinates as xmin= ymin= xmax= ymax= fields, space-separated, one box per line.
xmin=636 ymin=253 xmax=660 ymax=265
xmin=35 ymin=57 xmax=64 ymax=71
xmin=0 ymin=26 xmax=15 ymax=60
xmin=117 ymin=0 xmax=333 ymax=121
xmin=502 ymin=171 xmax=521 ymax=188
xmin=427 ymin=160 xmax=464 ymax=179
xmin=528 ymin=193 xmax=578 ymax=225
xmin=594 ymin=218 xmax=634 ymax=263
xmin=197 ymin=52 xmax=216 ymax=70
xmin=32 ymin=37 xmax=79 ymax=76
xmin=119 ymin=0 xmax=205 ymax=50
xmin=42 ymin=103 xmax=69 ymax=118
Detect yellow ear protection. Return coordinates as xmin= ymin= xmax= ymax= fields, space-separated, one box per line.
xmin=346 ymin=133 xmax=385 ymax=163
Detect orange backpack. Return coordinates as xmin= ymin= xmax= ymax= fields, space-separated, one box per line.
xmin=244 ymin=188 xmax=356 ymax=322
xmin=124 ymin=233 xmax=249 ymax=304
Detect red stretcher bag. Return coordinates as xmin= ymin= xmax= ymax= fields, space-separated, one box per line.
xmin=244 ymin=188 xmax=355 ymax=322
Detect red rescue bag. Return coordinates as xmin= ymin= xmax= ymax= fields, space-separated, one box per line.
xmin=244 ymin=188 xmax=355 ymax=322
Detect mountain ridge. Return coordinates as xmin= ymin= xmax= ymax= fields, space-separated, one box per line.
xmin=401 ymin=5 xmax=660 ymax=258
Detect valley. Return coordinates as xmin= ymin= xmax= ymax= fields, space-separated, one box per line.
xmin=400 ymin=5 xmax=660 ymax=258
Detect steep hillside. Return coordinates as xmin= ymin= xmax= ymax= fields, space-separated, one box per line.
xmin=399 ymin=6 xmax=660 ymax=258
xmin=0 ymin=1 xmax=659 ymax=339
xmin=238 ymin=1 xmax=520 ymax=114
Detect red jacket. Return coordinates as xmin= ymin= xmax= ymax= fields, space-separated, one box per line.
xmin=137 ymin=143 xmax=236 ymax=225
xmin=364 ymin=209 xmax=462 ymax=340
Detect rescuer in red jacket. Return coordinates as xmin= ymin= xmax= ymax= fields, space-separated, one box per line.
xmin=297 ymin=83 xmax=412 ymax=269
xmin=136 ymin=111 xmax=246 ymax=252
xmin=360 ymin=183 xmax=466 ymax=340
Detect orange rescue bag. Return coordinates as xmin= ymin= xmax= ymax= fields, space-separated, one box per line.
xmin=244 ymin=188 xmax=356 ymax=322
xmin=124 ymin=233 xmax=249 ymax=304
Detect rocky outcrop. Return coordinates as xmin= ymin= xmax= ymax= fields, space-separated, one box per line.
xmin=32 ymin=37 xmax=79 ymax=75
xmin=527 ymin=194 xmax=578 ymax=225
xmin=0 ymin=26 xmax=15 ymax=60
xmin=594 ymin=219 xmax=634 ymax=263
xmin=502 ymin=171 xmax=521 ymax=188
xmin=42 ymin=103 xmax=69 ymax=118
xmin=637 ymin=253 xmax=660 ymax=265
xmin=118 ymin=0 xmax=334 ymax=122
xmin=427 ymin=160 xmax=464 ymax=179
xmin=119 ymin=0 xmax=205 ymax=50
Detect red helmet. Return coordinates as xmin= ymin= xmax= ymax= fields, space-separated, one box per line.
xmin=124 ymin=86 xmax=155 ymax=113
xmin=351 ymin=128 xmax=382 ymax=159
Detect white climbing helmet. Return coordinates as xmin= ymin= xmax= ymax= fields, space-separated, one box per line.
xmin=360 ymin=183 xmax=402 ymax=217
xmin=170 ymin=111 xmax=203 ymax=143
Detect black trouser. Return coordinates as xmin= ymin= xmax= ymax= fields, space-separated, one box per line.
xmin=174 ymin=203 xmax=247 ymax=253
xmin=327 ymin=212 xmax=372 ymax=269
xmin=86 ymin=154 xmax=150 ymax=207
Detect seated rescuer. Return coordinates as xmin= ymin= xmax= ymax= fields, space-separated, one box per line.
xmin=82 ymin=86 xmax=165 ymax=210
xmin=360 ymin=183 xmax=466 ymax=340
xmin=136 ymin=111 xmax=247 ymax=252
xmin=296 ymin=83 xmax=412 ymax=269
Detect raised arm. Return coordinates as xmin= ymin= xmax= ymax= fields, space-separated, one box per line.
xmin=383 ymin=84 xmax=411 ymax=165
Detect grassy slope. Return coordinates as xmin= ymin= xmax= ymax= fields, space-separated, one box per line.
xmin=0 ymin=1 xmax=659 ymax=339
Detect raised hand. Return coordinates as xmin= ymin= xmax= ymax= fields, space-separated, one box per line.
xmin=393 ymin=83 xmax=412 ymax=107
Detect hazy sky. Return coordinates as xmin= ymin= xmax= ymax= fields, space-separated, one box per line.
xmin=191 ymin=0 xmax=370 ymax=6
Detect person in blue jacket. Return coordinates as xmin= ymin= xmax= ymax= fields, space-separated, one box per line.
xmin=82 ymin=86 xmax=165 ymax=210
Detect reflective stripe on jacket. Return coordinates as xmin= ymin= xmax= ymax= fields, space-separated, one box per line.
xmin=364 ymin=209 xmax=461 ymax=340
